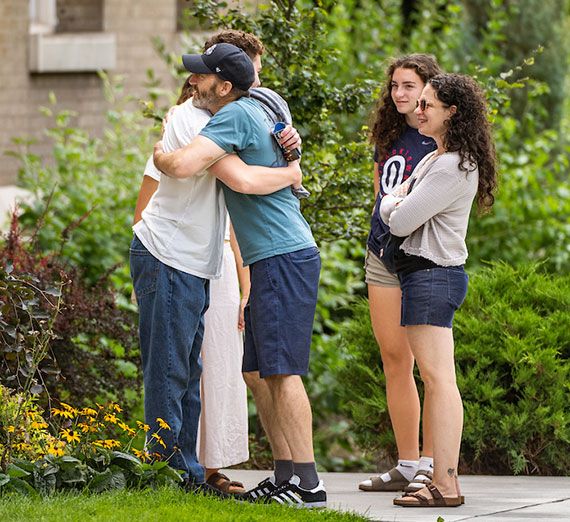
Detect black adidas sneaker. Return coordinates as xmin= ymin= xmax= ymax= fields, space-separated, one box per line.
xmin=243 ymin=475 xmax=279 ymax=501
xmin=268 ymin=475 xmax=327 ymax=509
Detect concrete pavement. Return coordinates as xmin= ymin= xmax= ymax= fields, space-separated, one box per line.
xmin=228 ymin=469 xmax=570 ymax=522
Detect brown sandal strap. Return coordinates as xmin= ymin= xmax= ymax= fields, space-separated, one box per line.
xmin=206 ymin=472 xmax=244 ymax=491
xmin=408 ymin=492 xmax=429 ymax=505
xmin=412 ymin=469 xmax=433 ymax=482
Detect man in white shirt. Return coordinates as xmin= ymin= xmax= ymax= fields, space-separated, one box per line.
xmin=130 ymin=43 xmax=300 ymax=497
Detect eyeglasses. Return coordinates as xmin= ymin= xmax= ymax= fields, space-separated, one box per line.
xmin=415 ymin=99 xmax=450 ymax=111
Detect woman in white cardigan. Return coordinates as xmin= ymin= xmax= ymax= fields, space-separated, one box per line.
xmin=382 ymin=74 xmax=497 ymax=508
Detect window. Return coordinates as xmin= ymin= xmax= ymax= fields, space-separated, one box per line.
xmin=55 ymin=0 xmax=104 ymax=33
xmin=29 ymin=0 xmax=115 ymax=73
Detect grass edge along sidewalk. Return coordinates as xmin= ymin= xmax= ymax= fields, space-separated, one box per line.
xmin=0 ymin=486 xmax=373 ymax=522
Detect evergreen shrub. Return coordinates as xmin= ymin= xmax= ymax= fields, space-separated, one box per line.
xmin=336 ymin=262 xmax=570 ymax=475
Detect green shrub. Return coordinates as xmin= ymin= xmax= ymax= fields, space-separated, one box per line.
xmin=336 ymin=262 xmax=570 ymax=475
xmin=9 ymin=76 xmax=155 ymax=291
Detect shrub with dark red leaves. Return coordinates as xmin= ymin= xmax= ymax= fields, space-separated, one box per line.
xmin=0 ymin=210 xmax=141 ymax=414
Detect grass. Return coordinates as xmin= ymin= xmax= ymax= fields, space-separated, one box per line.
xmin=0 ymin=486 xmax=373 ymax=522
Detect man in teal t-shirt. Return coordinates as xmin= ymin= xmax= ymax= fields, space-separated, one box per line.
xmin=154 ymin=43 xmax=326 ymax=509
xmin=200 ymin=97 xmax=315 ymax=265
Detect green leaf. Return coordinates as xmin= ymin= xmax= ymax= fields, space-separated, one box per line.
xmin=0 ymin=473 xmax=10 ymax=487
xmin=86 ymin=469 xmax=125 ymax=492
xmin=7 ymin=464 xmax=30 ymax=479
xmin=6 ymin=477 xmax=39 ymax=496
xmin=156 ymin=465 xmax=183 ymax=483
xmin=110 ymin=451 xmax=143 ymax=473
xmin=87 ymin=469 xmax=113 ymax=493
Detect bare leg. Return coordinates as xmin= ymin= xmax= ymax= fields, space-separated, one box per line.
xmin=405 ymin=324 xmax=463 ymax=498
xmin=369 ymin=285 xmax=434 ymax=459
xmin=243 ymin=371 xmax=292 ymax=460
xmin=263 ymin=374 xmax=314 ymax=462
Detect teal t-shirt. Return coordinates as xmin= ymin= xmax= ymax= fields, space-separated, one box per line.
xmin=199 ymin=97 xmax=316 ymax=266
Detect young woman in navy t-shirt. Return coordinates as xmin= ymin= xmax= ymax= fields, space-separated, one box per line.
xmin=359 ymin=54 xmax=441 ymax=494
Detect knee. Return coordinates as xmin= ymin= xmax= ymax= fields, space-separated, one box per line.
xmin=243 ymin=371 xmax=264 ymax=394
xmin=380 ymin=346 xmax=414 ymax=379
xmin=419 ymin=368 xmax=457 ymax=393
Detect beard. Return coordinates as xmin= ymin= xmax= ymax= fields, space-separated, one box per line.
xmin=191 ymin=82 xmax=219 ymax=111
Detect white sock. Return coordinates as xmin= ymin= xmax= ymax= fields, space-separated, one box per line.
xmin=379 ymin=459 xmax=418 ymax=482
xmin=418 ymin=456 xmax=434 ymax=472
xmin=408 ymin=456 xmax=434 ymax=485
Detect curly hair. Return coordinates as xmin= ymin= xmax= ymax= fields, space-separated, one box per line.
xmin=429 ymin=74 xmax=498 ymax=213
xmin=204 ymin=30 xmax=264 ymax=60
xmin=176 ymin=30 xmax=263 ymax=105
xmin=370 ymin=54 xmax=441 ymax=160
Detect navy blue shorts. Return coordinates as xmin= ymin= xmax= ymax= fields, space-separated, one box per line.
xmin=398 ymin=267 xmax=468 ymax=328
xmin=243 ymin=247 xmax=320 ymax=378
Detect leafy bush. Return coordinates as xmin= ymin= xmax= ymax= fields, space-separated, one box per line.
xmin=9 ymin=76 xmax=155 ymax=291
xmin=0 ymin=394 xmax=180 ymax=496
xmin=336 ymin=262 xmax=570 ymax=475
xmin=0 ymin=212 xmax=141 ymax=412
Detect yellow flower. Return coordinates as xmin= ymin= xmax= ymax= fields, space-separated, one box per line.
xmin=136 ymin=421 xmax=150 ymax=432
xmin=156 ymin=418 xmax=171 ymax=431
xmin=13 ymin=442 xmax=32 ymax=451
xmin=60 ymin=429 xmax=80 ymax=444
xmin=132 ymin=448 xmax=150 ymax=462
xmin=81 ymin=407 xmax=98 ymax=417
xmin=7 ymin=425 xmax=15 ymax=433
xmin=151 ymin=433 xmax=166 ymax=449
xmin=103 ymin=439 xmax=121 ymax=449
xmin=31 ymin=421 xmax=49 ymax=430
xmin=110 ymin=403 xmax=123 ymax=413
xmin=47 ymin=444 xmax=65 ymax=457
xmin=104 ymin=413 xmax=118 ymax=424
xmin=52 ymin=407 xmax=74 ymax=419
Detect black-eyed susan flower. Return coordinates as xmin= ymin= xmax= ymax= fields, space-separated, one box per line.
xmin=61 ymin=429 xmax=80 ymax=444
xmin=151 ymin=433 xmax=166 ymax=449
xmin=136 ymin=421 xmax=150 ymax=432
xmin=52 ymin=407 xmax=74 ymax=419
xmin=156 ymin=418 xmax=171 ymax=431
xmin=104 ymin=413 xmax=118 ymax=424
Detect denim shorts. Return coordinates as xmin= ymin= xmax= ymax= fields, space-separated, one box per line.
xmin=398 ymin=267 xmax=468 ymax=328
xmin=243 ymin=247 xmax=320 ymax=378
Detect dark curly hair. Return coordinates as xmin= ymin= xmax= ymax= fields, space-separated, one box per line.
xmin=204 ymin=30 xmax=264 ymax=60
xmin=429 ymin=73 xmax=498 ymax=213
xmin=370 ymin=54 xmax=441 ymax=160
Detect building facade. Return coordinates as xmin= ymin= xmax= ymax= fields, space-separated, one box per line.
xmin=0 ymin=0 xmax=202 ymax=185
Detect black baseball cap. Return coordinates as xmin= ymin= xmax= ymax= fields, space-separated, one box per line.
xmin=182 ymin=43 xmax=255 ymax=91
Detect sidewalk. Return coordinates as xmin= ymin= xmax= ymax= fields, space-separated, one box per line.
xmin=228 ymin=469 xmax=570 ymax=522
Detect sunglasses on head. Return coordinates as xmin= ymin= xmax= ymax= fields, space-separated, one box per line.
xmin=415 ymin=99 xmax=450 ymax=111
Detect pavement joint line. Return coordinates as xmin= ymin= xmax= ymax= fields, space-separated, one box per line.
xmin=452 ymin=496 xmax=570 ymax=521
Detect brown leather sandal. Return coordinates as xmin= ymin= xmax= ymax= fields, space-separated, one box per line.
xmin=206 ymin=471 xmax=245 ymax=494
xmin=404 ymin=468 xmax=433 ymax=493
xmin=358 ymin=468 xmax=409 ymax=492
xmin=393 ymin=484 xmax=463 ymax=507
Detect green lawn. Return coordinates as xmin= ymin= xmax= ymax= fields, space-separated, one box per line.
xmin=0 ymin=487 xmax=372 ymax=521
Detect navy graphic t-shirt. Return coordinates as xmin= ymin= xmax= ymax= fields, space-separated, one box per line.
xmin=367 ymin=125 xmax=436 ymax=257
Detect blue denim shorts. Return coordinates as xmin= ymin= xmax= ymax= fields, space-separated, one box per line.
xmin=398 ymin=267 xmax=468 ymax=328
xmin=243 ymin=247 xmax=320 ymax=378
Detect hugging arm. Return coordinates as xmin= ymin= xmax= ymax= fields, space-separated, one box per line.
xmin=154 ymin=135 xmax=301 ymax=195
